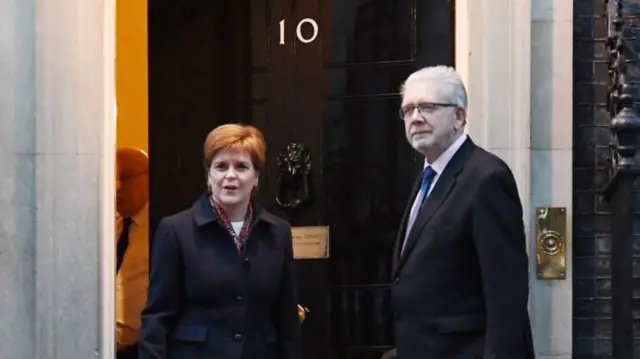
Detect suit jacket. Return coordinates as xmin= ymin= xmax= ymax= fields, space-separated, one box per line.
xmin=139 ymin=195 xmax=301 ymax=359
xmin=391 ymin=137 xmax=534 ymax=359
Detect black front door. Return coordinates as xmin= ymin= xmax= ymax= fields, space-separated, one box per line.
xmin=148 ymin=1 xmax=454 ymax=358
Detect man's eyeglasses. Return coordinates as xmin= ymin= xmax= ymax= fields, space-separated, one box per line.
xmin=398 ymin=102 xmax=457 ymax=120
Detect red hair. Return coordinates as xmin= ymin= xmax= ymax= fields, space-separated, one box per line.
xmin=203 ymin=124 xmax=266 ymax=175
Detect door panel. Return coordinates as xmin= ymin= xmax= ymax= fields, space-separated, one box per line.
xmin=149 ymin=1 xmax=454 ymax=358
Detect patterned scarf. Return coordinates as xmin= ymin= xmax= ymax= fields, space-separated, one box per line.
xmin=209 ymin=196 xmax=253 ymax=252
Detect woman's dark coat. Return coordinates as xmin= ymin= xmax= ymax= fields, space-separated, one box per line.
xmin=138 ymin=195 xmax=301 ymax=359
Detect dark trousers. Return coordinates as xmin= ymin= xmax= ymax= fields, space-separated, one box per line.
xmin=116 ymin=343 xmax=138 ymax=359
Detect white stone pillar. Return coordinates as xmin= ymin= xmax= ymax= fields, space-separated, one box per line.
xmin=529 ymin=1 xmax=574 ymax=358
xmin=0 ymin=0 xmax=37 ymax=357
xmin=33 ymin=0 xmax=116 ymax=358
xmin=456 ymin=0 xmax=573 ymax=357
xmin=456 ymin=0 xmax=532 ymax=219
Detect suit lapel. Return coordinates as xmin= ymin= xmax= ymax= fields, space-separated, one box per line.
xmin=392 ymin=171 xmax=423 ymax=270
xmin=393 ymin=139 xmax=475 ymax=276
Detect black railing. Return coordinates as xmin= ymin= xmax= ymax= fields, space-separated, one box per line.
xmin=604 ymin=1 xmax=640 ymax=358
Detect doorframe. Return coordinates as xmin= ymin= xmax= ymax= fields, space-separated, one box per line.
xmin=99 ymin=0 xmax=117 ymax=358
xmin=455 ymin=1 xmax=577 ymax=358
xmin=97 ymin=0 xmax=534 ymax=358
xmin=453 ymin=0 xmax=532 ymax=261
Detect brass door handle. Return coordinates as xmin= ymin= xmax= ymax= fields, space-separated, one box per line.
xmin=297 ymin=304 xmax=309 ymax=323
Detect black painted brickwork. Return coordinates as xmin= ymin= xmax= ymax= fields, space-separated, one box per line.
xmin=574 ymin=0 xmax=640 ymax=357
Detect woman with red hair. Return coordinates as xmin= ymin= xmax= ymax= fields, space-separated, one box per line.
xmin=139 ymin=124 xmax=300 ymax=359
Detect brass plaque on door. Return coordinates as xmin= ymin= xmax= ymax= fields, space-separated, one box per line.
xmin=291 ymin=226 xmax=329 ymax=259
xmin=535 ymin=207 xmax=567 ymax=280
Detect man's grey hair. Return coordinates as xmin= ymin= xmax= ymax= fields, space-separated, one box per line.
xmin=400 ymin=65 xmax=468 ymax=110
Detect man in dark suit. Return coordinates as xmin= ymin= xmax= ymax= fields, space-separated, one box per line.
xmin=391 ymin=65 xmax=534 ymax=359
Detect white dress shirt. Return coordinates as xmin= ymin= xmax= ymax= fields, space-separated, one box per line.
xmin=115 ymin=203 xmax=149 ymax=348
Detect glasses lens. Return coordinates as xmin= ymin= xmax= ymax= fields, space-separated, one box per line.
xmin=398 ymin=108 xmax=406 ymax=120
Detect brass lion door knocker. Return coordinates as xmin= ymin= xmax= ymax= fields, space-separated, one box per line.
xmin=275 ymin=142 xmax=313 ymax=211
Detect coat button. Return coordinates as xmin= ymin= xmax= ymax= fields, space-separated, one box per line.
xmin=243 ymin=257 xmax=249 ymax=263
xmin=394 ymin=277 xmax=400 ymax=284
xmin=233 ymin=333 xmax=242 ymax=341
xmin=236 ymin=295 xmax=243 ymax=301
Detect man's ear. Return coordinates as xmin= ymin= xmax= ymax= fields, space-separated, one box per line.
xmin=455 ymin=107 xmax=467 ymax=128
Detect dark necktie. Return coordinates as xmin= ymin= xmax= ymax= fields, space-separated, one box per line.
xmin=417 ymin=166 xmax=437 ymax=208
xmin=116 ymin=217 xmax=133 ymax=273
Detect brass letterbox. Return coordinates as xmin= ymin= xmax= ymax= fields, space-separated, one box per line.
xmin=535 ymin=207 xmax=567 ymax=280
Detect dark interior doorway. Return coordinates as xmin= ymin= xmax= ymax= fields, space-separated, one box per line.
xmin=148 ymin=1 xmax=454 ymax=358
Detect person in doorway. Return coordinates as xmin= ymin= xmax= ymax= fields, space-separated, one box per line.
xmin=116 ymin=147 xmax=150 ymax=359
xmin=391 ymin=66 xmax=534 ymax=359
xmin=139 ymin=124 xmax=301 ymax=359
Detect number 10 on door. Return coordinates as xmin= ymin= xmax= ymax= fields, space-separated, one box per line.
xmin=279 ymin=18 xmax=319 ymax=45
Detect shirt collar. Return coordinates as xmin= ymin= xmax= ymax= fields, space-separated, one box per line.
xmin=424 ymin=133 xmax=468 ymax=174
xmin=116 ymin=202 xmax=148 ymax=226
